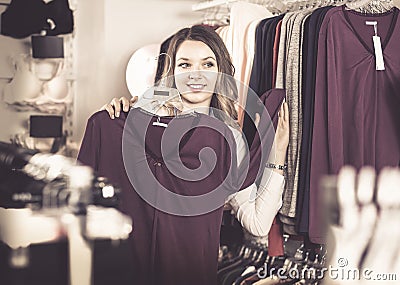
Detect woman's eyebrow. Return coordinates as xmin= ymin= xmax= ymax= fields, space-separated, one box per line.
xmin=177 ymin=56 xmax=216 ymax=61
xmin=203 ymin=56 xmax=216 ymax=61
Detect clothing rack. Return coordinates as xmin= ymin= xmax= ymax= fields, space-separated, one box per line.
xmin=192 ymin=0 xmax=287 ymax=13
xmin=192 ymin=0 xmax=394 ymax=14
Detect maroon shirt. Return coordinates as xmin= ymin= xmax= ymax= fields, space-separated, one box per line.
xmin=310 ymin=6 xmax=400 ymax=244
xmin=78 ymin=109 xmax=241 ymax=285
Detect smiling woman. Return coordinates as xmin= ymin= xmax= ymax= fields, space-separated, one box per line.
xmin=160 ymin=25 xmax=239 ymax=125
xmin=82 ymin=24 xmax=289 ymax=285
xmin=174 ymin=40 xmax=219 ymax=109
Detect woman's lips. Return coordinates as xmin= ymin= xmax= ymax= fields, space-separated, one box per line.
xmin=187 ymin=84 xmax=206 ymax=92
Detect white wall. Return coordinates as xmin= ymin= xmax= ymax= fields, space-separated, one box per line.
xmin=0 ymin=0 xmax=202 ymax=149
xmin=74 ymin=0 xmax=202 ymax=143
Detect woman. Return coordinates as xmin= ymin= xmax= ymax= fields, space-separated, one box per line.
xmin=81 ymin=25 xmax=289 ymax=285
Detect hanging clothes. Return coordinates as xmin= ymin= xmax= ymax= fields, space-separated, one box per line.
xmin=296 ymin=5 xmax=334 ymax=234
xmin=225 ymin=1 xmax=273 ymax=124
xmin=1 ymin=0 xmax=74 ymax=38
xmin=278 ymin=10 xmax=313 ymax=236
xmin=272 ymin=19 xmax=283 ymax=88
xmin=244 ymin=14 xmax=284 ymax=145
xmin=309 ymin=5 xmax=400 ymax=244
xmin=217 ymin=4 xmax=287 ymax=255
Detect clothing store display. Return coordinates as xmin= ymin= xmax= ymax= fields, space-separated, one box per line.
xmin=275 ymin=12 xmax=295 ymax=90
xmin=29 ymin=115 xmax=63 ymax=138
xmin=221 ymin=18 xmax=290 ymax=252
xmin=280 ymin=11 xmax=312 ymax=222
xmin=4 ymin=1 xmax=400 ymax=284
xmin=217 ymin=238 xmax=322 ymax=285
xmin=3 ymin=55 xmax=69 ymax=106
xmin=239 ymin=3 xmax=400 ymax=243
xmin=238 ymin=17 xmax=265 ymax=124
xmin=296 ymin=6 xmax=334 ymax=234
xmin=31 ymin=35 xmax=64 ymax=58
xmin=272 ymin=20 xmax=282 ymax=88
xmin=309 ymin=6 xmax=400 ymax=243
xmin=1 ymin=0 xmax=74 ymax=39
xmin=225 ymin=1 xmax=273 ymax=124
xmin=244 ymin=14 xmax=284 ymax=144
xmin=277 ymin=10 xmax=313 ymax=235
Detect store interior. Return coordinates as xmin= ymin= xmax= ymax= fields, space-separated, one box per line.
xmin=0 ymin=0 xmax=400 ymax=284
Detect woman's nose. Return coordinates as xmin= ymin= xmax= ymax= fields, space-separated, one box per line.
xmin=188 ymin=69 xmax=202 ymax=80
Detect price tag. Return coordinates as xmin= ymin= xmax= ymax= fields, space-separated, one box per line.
xmin=373 ymin=35 xmax=385 ymax=70
xmin=366 ymin=21 xmax=385 ymax=71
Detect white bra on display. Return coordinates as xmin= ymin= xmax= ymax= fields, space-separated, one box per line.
xmin=3 ymin=54 xmax=70 ymax=106
xmin=126 ymin=44 xmax=160 ymax=99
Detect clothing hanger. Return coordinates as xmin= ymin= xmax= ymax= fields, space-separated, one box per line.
xmin=346 ymin=0 xmax=394 ymax=13
xmin=195 ymin=5 xmax=230 ymax=27
xmin=132 ymin=53 xmax=185 ymax=128
xmin=152 ymin=116 xmax=169 ymax=128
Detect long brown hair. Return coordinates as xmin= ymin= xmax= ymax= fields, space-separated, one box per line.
xmin=159 ymin=25 xmax=239 ymax=125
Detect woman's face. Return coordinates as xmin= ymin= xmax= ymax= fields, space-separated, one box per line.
xmin=174 ymin=40 xmax=219 ymax=109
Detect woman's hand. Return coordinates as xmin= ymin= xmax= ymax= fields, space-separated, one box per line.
xmin=269 ymin=101 xmax=289 ymax=171
xmin=100 ymin=96 xmax=138 ymax=119
xmin=275 ymin=101 xmax=289 ymax=153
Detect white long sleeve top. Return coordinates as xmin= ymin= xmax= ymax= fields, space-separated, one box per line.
xmin=225 ymin=127 xmax=285 ymax=237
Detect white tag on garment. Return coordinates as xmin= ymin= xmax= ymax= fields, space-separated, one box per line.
xmin=365 ymin=21 xmax=385 ymax=71
xmin=366 ymin=21 xmax=378 ymax=34
xmin=373 ymin=36 xmax=385 ymax=70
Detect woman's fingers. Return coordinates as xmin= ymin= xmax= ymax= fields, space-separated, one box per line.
xmin=100 ymin=96 xmax=135 ymax=119
xmin=113 ymin=96 xmax=133 ymax=117
xmin=120 ymin=97 xmax=130 ymax=112
xmin=282 ymin=101 xmax=289 ymax=123
xmin=111 ymin=97 xmax=122 ymax=117
xmin=130 ymin=96 xmax=138 ymax=106
xmin=277 ymin=101 xmax=289 ymax=131
xmin=104 ymin=104 xmax=116 ymax=119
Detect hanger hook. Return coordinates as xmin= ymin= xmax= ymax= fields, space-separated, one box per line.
xmin=155 ymin=52 xmax=172 ymax=82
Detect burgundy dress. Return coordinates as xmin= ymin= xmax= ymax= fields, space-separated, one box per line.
xmin=310 ymin=6 xmax=400 ymax=244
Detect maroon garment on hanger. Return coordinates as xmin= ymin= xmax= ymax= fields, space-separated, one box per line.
xmin=78 ymin=109 xmax=241 ymax=285
xmin=272 ymin=20 xmax=283 ymax=88
xmin=310 ymin=6 xmax=400 ymax=244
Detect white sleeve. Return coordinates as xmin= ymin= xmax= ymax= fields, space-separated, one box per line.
xmin=228 ymin=169 xmax=284 ymax=237
xmin=225 ymin=127 xmax=285 ymax=237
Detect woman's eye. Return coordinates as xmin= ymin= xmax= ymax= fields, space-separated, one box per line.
xmin=204 ymin=62 xmax=215 ymax=68
xmin=177 ymin=63 xmax=190 ymax=68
